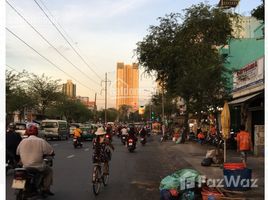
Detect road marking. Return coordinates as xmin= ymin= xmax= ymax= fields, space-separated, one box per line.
xmin=84 ymin=148 xmax=89 ymax=151
xmin=67 ymin=155 xmax=75 ymax=158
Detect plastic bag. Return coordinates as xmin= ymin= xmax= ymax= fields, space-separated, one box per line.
xmin=160 ymin=175 xmax=181 ymax=190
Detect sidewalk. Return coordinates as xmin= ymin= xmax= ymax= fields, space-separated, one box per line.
xmin=170 ymin=140 xmax=264 ymax=200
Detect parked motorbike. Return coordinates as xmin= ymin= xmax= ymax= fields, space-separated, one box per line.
xmin=127 ymin=138 xmax=136 ymax=152
xmin=140 ymin=136 xmax=146 ymax=146
xmin=12 ymin=156 xmax=53 ymax=200
xmin=121 ymin=135 xmax=127 ymax=145
xmin=73 ymin=137 xmax=83 ymax=148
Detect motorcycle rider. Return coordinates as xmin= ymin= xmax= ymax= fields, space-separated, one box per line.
xmin=6 ymin=123 xmax=22 ymax=167
xmin=93 ymin=127 xmax=114 ymax=175
xmin=73 ymin=124 xmax=82 ymax=144
xmin=139 ymin=126 xmax=147 ymax=138
xmin=16 ymin=125 xmax=55 ymax=196
xmin=127 ymin=126 xmax=138 ymax=143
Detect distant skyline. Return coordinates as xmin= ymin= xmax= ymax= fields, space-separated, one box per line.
xmin=5 ymin=0 xmax=262 ymax=108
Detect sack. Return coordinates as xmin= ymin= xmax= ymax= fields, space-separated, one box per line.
xmin=205 ymin=149 xmax=216 ymax=158
xmin=201 ymin=158 xmax=212 ymax=166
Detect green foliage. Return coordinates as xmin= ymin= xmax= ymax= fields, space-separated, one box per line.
xmin=6 ymin=70 xmax=95 ymax=123
xmin=26 ymin=73 xmax=62 ymax=115
xmin=251 ymin=0 xmax=264 ymax=21
xmin=136 ymin=3 xmax=234 ymax=129
xmin=118 ymin=104 xmax=132 ymax=122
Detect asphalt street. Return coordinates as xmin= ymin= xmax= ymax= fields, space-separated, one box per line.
xmin=6 ymin=135 xmax=193 ymax=200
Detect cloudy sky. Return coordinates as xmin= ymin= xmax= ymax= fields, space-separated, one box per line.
xmin=5 ymin=0 xmax=262 ymax=108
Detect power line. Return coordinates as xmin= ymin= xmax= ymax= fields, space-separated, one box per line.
xmin=38 ymin=0 xmax=102 ymax=77
xmin=6 ymin=64 xmax=20 ymax=73
xmin=6 ymin=0 xmax=100 ymax=87
xmin=33 ymin=0 xmax=103 ymax=80
xmin=6 ymin=27 xmax=97 ymax=93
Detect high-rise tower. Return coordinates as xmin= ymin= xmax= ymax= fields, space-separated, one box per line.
xmin=116 ymin=62 xmax=139 ymax=110
xmin=62 ymin=80 xmax=76 ymax=98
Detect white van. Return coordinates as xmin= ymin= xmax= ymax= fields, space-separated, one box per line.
xmin=40 ymin=120 xmax=69 ymax=140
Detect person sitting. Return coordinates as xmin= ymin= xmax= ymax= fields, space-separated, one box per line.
xmin=93 ymin=127 xmax=114 ymax=175
xmin=73 ymin=125 xmax=82 ymax=143
xmin=197 ymin=131 xmax=205 ymax=144
xmin=16 ymin=125 xmax=55 ymax=196
xmin=127 ymin=126 xmax=138 ymax=143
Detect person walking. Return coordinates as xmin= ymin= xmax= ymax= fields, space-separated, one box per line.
xmin=236 ymin=124 xmax=253 ymax=167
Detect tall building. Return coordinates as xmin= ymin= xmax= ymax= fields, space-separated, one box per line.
xmin=62 ymin=80 xmax=76 ymax=98
xmin=77 ymin=96 xmax=96 ymax=110
xmin=116 ymin=62 xmax=139 ymax=110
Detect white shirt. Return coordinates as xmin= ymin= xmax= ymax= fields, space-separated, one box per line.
xmin=121 ymin=128 xmax=128 ymax=135
xmin=17 ymin=135 xmax=54 ymax=169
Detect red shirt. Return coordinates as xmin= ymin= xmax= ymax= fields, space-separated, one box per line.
xmin=236 ymin=131 xmax=251 ymax=151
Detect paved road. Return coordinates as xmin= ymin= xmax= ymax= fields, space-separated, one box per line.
xmin=6 ymin=135 xmax=193 ymax=200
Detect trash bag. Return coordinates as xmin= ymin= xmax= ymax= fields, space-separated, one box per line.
xmin=160 ymin=175 xmax=181 ymax=190
xmin=160 ymin=169 xmax=200 ymax=191
xmin=201 ymin=158 xmax=212 ymax=166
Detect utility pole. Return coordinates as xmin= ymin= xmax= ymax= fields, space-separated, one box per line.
xmin=94 ymin=92 xmax=97 ymax=123
xmin=161 ymin=87 xmax=165 ymax=124
xmin=105 ymin=73 xmax=107 ymax=125
xmin=101 ymin=72 xmax=111 ymax=125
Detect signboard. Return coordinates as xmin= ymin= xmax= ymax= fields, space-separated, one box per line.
xmin=138 ymin=106 xmax=145 ymax=115
xmin=233 ymin=57 xmax=264 ymax=92
xmin=219 ymin=0 xmax=240 ymax=8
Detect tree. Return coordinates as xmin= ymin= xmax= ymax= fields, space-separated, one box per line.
xmin=136 ymin=3 xmax=235 ymax=133
xmin=251 ymin=0 xmax=264 ymax=22
xmin=26 ymin=73 xmax=62 ymax=115
xmin=118 ymin=104 xmax=132 ymax=122
xmin=6 ymin=70 xmax=34 ymax=123
xmin=46 ymin=97 xmax=94 ymax=123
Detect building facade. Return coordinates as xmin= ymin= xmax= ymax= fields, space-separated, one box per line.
xmin=77 ymin=96 xmax=96 ymax=110
xmin=220 ymin=21 xmax=264 ymax=156
xmin=116 ymin=62 xmax=139 ymax=110
xmin=62 ymin=80 xmax=76 ymax=98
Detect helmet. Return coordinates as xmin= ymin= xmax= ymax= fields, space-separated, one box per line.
xmin=26 ymin=125 xmax=38 ymax=136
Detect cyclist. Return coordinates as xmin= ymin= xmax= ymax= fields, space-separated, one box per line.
xmin=93 ymin=127 xmax=114 ymax=175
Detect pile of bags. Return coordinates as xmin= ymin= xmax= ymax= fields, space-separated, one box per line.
xmin=159 ymin=169 xmax=201 ymax=200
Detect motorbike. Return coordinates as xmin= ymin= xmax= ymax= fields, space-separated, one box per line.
xmin=140 ymin=136 xmax=146 ymax=146
xmin=127 ymin=138 xmax=136 ymax=152
xmin=12 ymin=156 xmax=53 ymax=200
xmin=73 ymin=137 xmax=83 ymax=148
xmin=105 ymin=134 xmax=112 ymax=143
xmin=121 ymin=135 xmax=127 ymax=145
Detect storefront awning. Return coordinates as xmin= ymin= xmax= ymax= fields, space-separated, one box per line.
xmin=228 ymin=92 xmax=262 ymax=105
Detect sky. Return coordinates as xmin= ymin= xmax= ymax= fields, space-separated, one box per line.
xmin=4 ymin=0 xmax=262 ymax=109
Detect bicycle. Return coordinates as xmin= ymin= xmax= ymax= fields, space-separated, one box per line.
xmin=92 ymin=161 xmax=109 ymax=195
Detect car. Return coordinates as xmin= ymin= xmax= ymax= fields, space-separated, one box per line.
xmin=40 ymin=120 xmax=69 ymax=140
xmin=81 ymin=125 xmax=96 ymax=141
xmin=14 ymin=122 xmax=27 ymax=138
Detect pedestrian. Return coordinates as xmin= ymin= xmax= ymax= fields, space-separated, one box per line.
xmin=236 ymin=124 xmax=253 ymax=167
